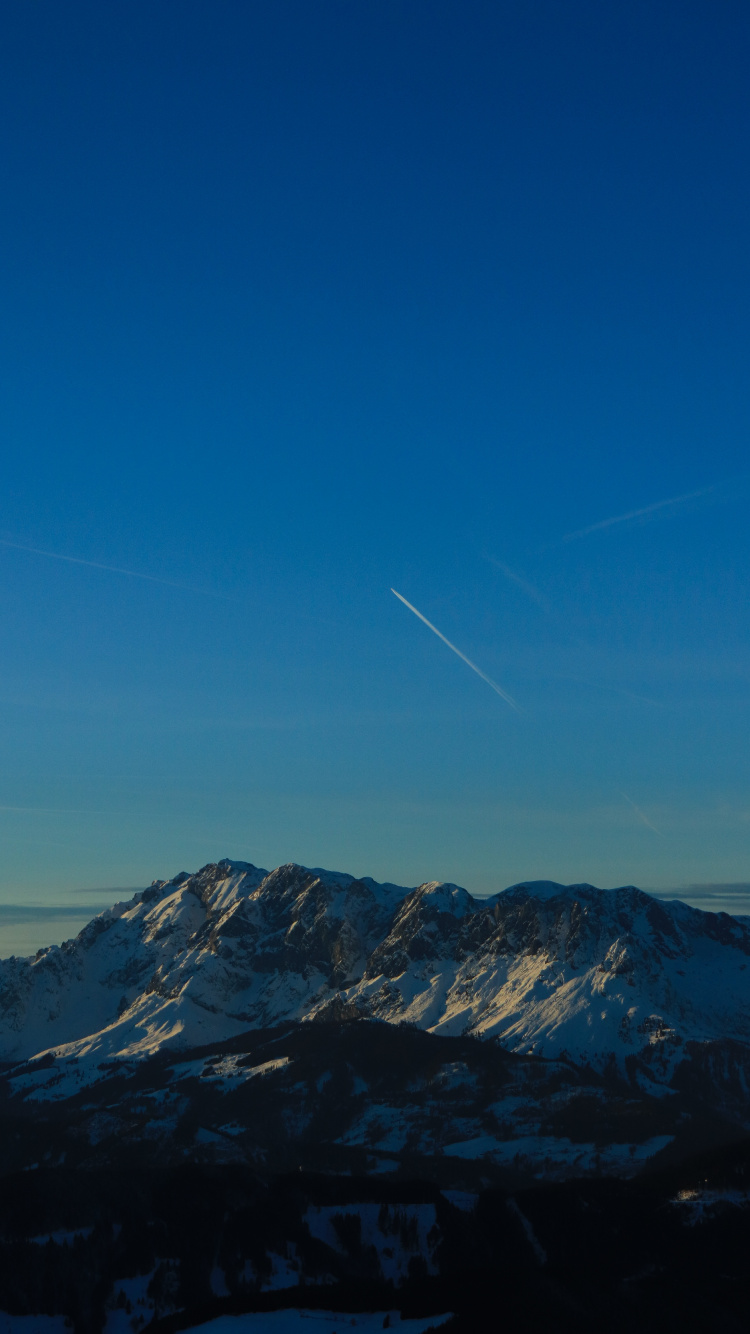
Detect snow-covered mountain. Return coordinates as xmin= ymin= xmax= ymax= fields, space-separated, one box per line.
xmin=2 ymin=857 xmax=750 ymax=1097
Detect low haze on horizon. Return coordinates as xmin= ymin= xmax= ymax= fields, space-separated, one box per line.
xmin=1 ymin=1 xmax=749 ymax=946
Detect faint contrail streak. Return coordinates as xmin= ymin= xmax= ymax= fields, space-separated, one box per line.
xmin=562 ymin=486 xmax=713 ymax=543
xmin=488 ymin=559 xmax=549 ymax=611
xmin=0 ymin=538 xmax=234 ymax=599
xmin=390 ymin=588 xmax=520 ymax=712
xmin=620 ymin=791 xmax=662 ymax=835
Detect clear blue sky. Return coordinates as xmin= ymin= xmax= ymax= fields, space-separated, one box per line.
xmin=1 ymin=1 xmax=750 ymax=929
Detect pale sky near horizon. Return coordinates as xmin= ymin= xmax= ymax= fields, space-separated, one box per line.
xmin=1 ymin=1 xmax=750 ymax=944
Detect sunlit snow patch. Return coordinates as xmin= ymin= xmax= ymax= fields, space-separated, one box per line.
xmin=170 ymin=1055 xmax=291 ymax=1084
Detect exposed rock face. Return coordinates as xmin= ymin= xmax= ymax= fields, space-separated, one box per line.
xmin=1 ymin=860 xmax=750 ymax=1103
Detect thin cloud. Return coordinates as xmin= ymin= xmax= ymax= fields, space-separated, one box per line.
xmin=0 ymin=538 xmax=234 ymax=600
xmin=620 ymin=790 xmax=662 ymax=835
xmin=488 ymin=559 xmax=550 ymax=611
xmin=390 ymin=588 xmax=521 ymax=712
xmin=653 ymin=883 xmax=750 ymax=917
xmin=562 ymin=486 xmax=714 ymax=543
xmin=0 ymin=904 xmax=117 ymax=920
xmin=73 ymin=885 xmax=145 ymax=894
xmin=656 ymin=883 xmax=750 ymax=900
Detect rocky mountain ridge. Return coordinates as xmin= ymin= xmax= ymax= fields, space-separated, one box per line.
xmin=2 ymin=857 xmax=750 ymax=1104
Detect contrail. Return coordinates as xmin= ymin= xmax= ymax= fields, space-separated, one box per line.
xmin=488 ymin=559 xmax=549 ymax=611
xmin=390 ymin=588 xmax=520 ymax=712
xmin=0 ymin=538 xmax=234 ymax=599
xmin=562 ymin=486 xmax=713 ymax=543
xmin=620 ymin=791 xmax=661 ymax=835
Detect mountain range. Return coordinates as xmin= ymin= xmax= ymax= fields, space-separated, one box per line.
xmin=3 ymin=858 xmax=750 ymax=1332
xmin=2 ymin=857 xmax=750 ymax=1088
xmin=0 ymin=858 xmax=749 ymax=1175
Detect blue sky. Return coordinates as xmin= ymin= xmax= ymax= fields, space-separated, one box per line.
xmin=1 ymin=1 xmax=750 ymax=945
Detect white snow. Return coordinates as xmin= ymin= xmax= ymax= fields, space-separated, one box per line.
xmin=103 ymin=1270 xmax=159 ymax=1334
xmin=29 ymin=1229 xmax=93 ymax=1246
xmin=441 ymin=1191 xmax=477 ymax=1212
xmin=263 ymin=1248 xmax=302 ymax=1291
xmin=506 ymin=1198 xmax=547 ymax=1264
xmin=210 ymin=1267 xmax=230 ymax=1298
xmin=443 ymin=1132 xmax=674 ymax=1178
xmin=195 ymin=1128 xmax=225 ymax=1146
xmin=304 ymin=1204 xmax=439 ymax=1284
